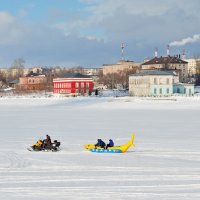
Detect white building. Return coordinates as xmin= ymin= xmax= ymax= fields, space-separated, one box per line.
xmin=129 ymin=70 xmax=174 ymax=97
xmin=129 ymin=70 xmax=194 ymax=97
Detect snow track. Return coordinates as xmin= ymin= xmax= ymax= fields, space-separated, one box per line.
xmin=1 ymin=165 xmax=200 ymax=199
xmin=0 ymin=97 xmax=200 ymax=199
xmin=0 ymin=152 xmax=31 ymax=169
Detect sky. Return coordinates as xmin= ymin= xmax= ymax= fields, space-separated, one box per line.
xmin=0 ymin=0 xmax=200 ymax=67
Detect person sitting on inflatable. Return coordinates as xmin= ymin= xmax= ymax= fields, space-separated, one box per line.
xmin=106 ymin=139 xmax=114 ymax=149
xmin=95 ymin=139 xmax=106 ymax=149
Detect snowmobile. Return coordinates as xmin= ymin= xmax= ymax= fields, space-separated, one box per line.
xmin=27 ymin=139 xmax=61 ymax=152
xmin=84 ymin=133 xmax=135 ymax=153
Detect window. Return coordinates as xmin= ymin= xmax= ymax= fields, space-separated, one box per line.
xmin=76 ymin=83 xmax=79 ymax=88
xmin=154 ymin=78 xmax=157 ymax=84
xmin=184 ymin=88 xmax=186 ymax=93
xmin=189 ymin=88 xmax=191 ymax=95
xmin=166 ymin=78 xmax=170 ymax=84
xmin=177 ymin=88 xmax=180 ymax=93
xmin=166 ymin=88 xmax=169 ymax=94
xmin=154 ymin=88 xmax=157 ymax=94
xmin=160 ymin=88 xmax=162 ymax=94
xmin=81 ymin=83 xmax=84 ymax=88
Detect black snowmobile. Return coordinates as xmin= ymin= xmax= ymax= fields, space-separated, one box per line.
xmin=27 ymin=139 xmax=61 ymax=152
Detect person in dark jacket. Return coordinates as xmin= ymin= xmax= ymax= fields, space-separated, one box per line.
xmin=106 ymin=139 xmax=114 ymax=149
xmin=46 ymin=135 xmax=52 ymax=145
xmin=43 ymin=135 xmax=52 ymax=149
xmin=95 ymin=139 xmax=106 ymax=148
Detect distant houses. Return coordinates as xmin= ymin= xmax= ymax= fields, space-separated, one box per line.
xmin=0 ymin=51 xmax=198 ymax=97
xmin=128 ymin=53 xmax=195 ymax=97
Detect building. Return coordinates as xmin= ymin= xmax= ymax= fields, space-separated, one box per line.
xmin=141 ymin=56 xmax=188 ymax=82
xmin=82 ymin=68 xmax=102 ymax=76
xmin=18 ymin=73 xmax=48 ymax=91
xmin=9 ymin=80 xmax=19 ymax=88
xmin=129 ymin=70 xmax=194 ymax=97
xmin=173 ymin=83 xmax=194 ymax=96
xmin=0 ymin=68 xmax=30 ymax=78
xmin=53 ymin=73 xmax=94 ymax=96
xmin=103 ymin=60 xmax=141 ymax=75
xmin=129 ymin=70 xmax=174 ymax=97
xmin=184 ymin=59 xmax=200 ymax=76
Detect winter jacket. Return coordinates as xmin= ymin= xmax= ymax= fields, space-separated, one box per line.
xmin=108 ymin=139 xmax=114 ymax=147
xmin=95 ymin=139 xmax=106 ymax=148
xmin=45 ymin=135 xmax=52 ymax=145
xmin=33 ymin=140 xmax=43 ymax=147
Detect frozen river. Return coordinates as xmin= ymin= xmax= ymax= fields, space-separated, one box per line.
xmin=0 ymin=97 xmax=200 ymax=200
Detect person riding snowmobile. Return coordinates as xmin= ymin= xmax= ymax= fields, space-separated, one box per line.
xmin=28 ymin=136 xmax=61 ymax=152
xmin=43 ymin=135 xmax=52 ymax=149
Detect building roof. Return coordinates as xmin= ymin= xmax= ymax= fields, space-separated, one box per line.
xmin=174 ymin=83 xmax=194 ymax=86
xmin=60 ymin=73 xmax=91 ymax=78
xmin=9 ymin=80 xmax=19 ymax=84
xmin=142 ymin=56 xmax=188 ymax=65
xmin=103 ymin=59 xmax=136 ymax=66
xmin=129 ymin=70 xmax=175 ymax=77
xmin=26 ymin=72 xmax=45 ymax=77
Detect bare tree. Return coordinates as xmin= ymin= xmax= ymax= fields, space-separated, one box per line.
xmin=12 ymin=58 xmax=25 ymax=69
xmin=7 ymin=58 xmax=26 ymax=82
xmin=0 ymin=71 xmax=6 ymax=83
xmin=98 ymin=67 xmax=140 ymax=89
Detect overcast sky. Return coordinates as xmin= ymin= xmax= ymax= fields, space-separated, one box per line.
xmin=0 ymin=0 xmax=200 ymax=67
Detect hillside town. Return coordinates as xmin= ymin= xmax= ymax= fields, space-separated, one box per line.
xmin=0 ymin=46 xmax=199 ymax=97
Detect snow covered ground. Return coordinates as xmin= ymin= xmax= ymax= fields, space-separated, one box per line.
xmin=0 ymin=96 xmax=200 ymax=200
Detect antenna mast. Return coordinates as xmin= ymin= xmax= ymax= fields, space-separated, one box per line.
xmin=155 ymin=47 xmax=158 ymax=57
xmin=167 ymin=44 xmax=170 ymax=56
xmin=182 ymin=49 xmax=186 ymax=59
xmin=121 ymin=43 xmax=125 ymax=60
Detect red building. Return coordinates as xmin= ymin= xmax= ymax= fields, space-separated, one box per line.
xmin=53 ymin=73 xmax=94 ymax=96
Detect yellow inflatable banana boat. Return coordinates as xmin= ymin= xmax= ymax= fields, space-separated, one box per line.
xmin=84 ymin=133 xmax=135 ymax=153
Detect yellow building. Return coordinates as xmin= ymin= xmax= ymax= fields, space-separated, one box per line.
xmin=102 ymin=60 xmax=141 ymax=75
xmin=184 ymin=59 xmax=200 ymax=76
xmin=0 ymin=68 xmax=30 ymax=77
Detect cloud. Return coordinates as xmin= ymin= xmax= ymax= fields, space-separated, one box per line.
xmin=54 ymin=0 xmax=200 ymax=44
xmin=0 ymin=12 xmax=30 ymax=45
xmin=169 ymin=34 xmax=200 ymax=47
xmin=1 ymin=1 xmax=200 ymax=66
